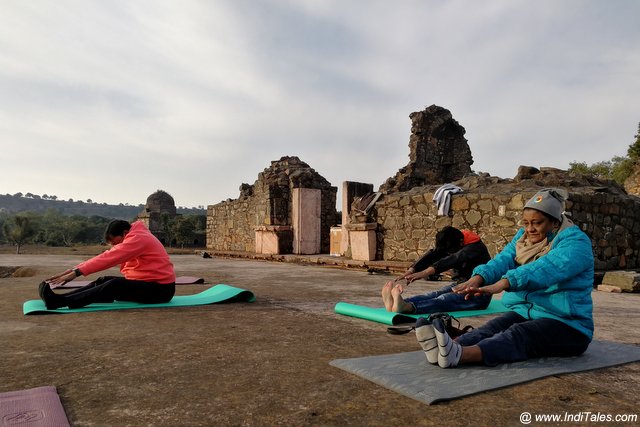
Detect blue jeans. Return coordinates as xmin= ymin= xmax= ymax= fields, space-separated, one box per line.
xmin=457 ymin=311 xmax=591 ymax=366
xmin=404 ymin=283 xmax=491 ymax=315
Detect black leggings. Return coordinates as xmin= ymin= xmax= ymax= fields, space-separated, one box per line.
xmin=59 ymin=276 xmax=176 ymax=309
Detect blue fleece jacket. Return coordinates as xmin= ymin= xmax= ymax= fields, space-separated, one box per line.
xmin=472 ymin=225 xmax=594 ymax=340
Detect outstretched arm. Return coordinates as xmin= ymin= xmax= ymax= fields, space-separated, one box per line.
xmin=46 ymin=268 xmax=81 ymax=286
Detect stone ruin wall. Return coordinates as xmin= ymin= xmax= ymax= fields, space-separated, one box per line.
xmin=207 ymin=196 xmax=262 ymax=253
xmin=206 ymin=156 xmax=337 ymax=253
xmin=205 ymin=104 xmax=640 ymax=271
xmin=360 ymin=105 xmax=640 ymax=271
xmin=369 ymin=184 xmax=640 ymax=271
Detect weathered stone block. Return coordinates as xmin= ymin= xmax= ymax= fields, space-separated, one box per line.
xmin=418 ymin=239 xmax=431 ymax=250
xmin=350 ymin=229 xmax=377 ymax=261
xmin=451 ymin=197 xmax=470 ymax=210
xmin=435 ymin=217 xmax=452 ymax=229
xmin=452 ymin=216 xmax=466 ymax=229
xmin=412 ymin=229 xmax=426 ymax=239
xmin=410 ymin=216 xmax=423 ymax=228
xmin=476 ymin=199 xmax=492 ymax=212
xmin=597 ymin=284 xmax=622 ymax=293
xmin=601 ymin=271 xmax=640 ymax=292
xmin=466 ymin=210 xmax=482 ymax=226
xmin=416 ymin=204 xmax=430 ymax=215
xmin=508 ymin=195 xmax=524 ymax=210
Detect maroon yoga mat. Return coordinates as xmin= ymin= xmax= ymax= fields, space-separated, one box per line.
xmin=51 ymin=276 xmax=206 ymax=289
xmin=0 ymin=386 xmax=70 ymax=427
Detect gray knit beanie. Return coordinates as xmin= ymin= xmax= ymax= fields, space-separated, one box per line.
xmin=524 ymin=188 xmax=566 ymax=222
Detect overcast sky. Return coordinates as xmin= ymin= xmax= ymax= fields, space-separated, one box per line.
xmin=2 ymin=0 xmax=639 ymax=208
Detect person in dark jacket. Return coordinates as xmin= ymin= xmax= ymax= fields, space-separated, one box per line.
xmin=381 ymin=226 xmax=491 ymax=314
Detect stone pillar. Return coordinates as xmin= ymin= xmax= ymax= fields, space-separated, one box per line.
xmin=330 ymin=226 xmax=342 ymax=256
xmin=340 ymin=181 xmax=374 ymax=255
xmin=345 ymin=223 xmax=377 ymax=261
xmin=292 ymin=188 xmax=321 ymax=254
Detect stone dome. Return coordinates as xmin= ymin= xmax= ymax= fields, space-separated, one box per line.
xmin=145 ymin=190 xmax=176 ymax=214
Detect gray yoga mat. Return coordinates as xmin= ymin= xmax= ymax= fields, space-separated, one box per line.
xmin=330 ymin=340 xmax=640 ymax=404
xmin=0 ymin=386 xmax=70 ymax=427
xmin=52 ymin=276 xmax=205 ymax=288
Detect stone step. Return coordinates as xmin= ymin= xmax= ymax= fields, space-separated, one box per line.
xmin=597 ymin=284 xmax=622 ymax=293
xmin=601 ymin=271 xmax=640 ymax=293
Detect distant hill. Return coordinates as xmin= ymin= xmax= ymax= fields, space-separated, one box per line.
xmin=0 ymin=193 xmax=206 ymax=219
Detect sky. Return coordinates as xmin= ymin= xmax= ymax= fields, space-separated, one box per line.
xmin=1 ymin=0 xmax=639 ymax=209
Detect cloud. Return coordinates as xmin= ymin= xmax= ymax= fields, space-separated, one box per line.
xmin=1 ymin=0 xmax=639 ymax=208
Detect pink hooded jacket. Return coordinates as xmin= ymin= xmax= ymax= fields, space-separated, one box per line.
xmin=75 ymin=221 xmax=175 ymax=284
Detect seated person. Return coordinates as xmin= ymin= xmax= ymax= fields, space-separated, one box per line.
xmin=381 ymin=226 xmax=491 ymax=314
xmin=415 ymin=189 xmax=593 ymax=368
xmin=38 ymin=220 xmax=176 ymax=309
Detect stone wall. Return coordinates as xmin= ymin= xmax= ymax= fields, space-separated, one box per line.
xmin=206 ymin=156 xmax=337 ymax=253
xmin=364 ymin=171 xmax=640 ymax=271
xmin=371 ymin=187 xmax=522 ymax=262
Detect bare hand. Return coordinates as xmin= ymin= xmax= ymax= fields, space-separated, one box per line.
xmin=404 ymin=266 xmax=435 ymax=284
xmin=453 ymin=275 xmax=485 ymax=299
xmin=454 ymin=277 xmax=509 ymax=300
xmin=46 ymin=269 xmax=77 ymax=287
xmin=397 ymin=268 xmax=415 ymax=281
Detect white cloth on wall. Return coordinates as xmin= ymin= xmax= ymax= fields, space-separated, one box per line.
xmin=432 ymin=184 xmax=463 ymax=216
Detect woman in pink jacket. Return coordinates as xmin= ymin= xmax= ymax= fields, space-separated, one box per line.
xmin=38 ymin=220 xmax=176 ymax=309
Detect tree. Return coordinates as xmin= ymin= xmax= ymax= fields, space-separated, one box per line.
xmin=569 ymin=122 xmax=640 ymax=184
xmin=161 ymin=213 xmax=176 ymax=247
xmin=57 ymin=216 xmax=84 ymax=246
xmin=3 ymin=214 xmax=38 ymax=254
xmin=172 ymin=216 xmax=194 ymax=248
xmin=627 ymin=122 xmax=640 ymax=160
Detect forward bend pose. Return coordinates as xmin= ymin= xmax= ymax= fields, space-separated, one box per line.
xmin=415 ymin=189 xmax=594 ymax=368
xmin=381 ymin=226 xmax=491 ymax=314
xmin=38 ymin=220 xmax=176 ymax=309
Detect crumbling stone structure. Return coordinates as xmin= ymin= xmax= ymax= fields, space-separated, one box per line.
xmin=138 ymin=190 xmax=177 ymax=244
xmin=380 ymin=105 xmax=473 ymax=193
xmin=207 ymin=156 xmax=337 ymax=254
xmin=354 ymin=166 xmax=640 ymax=270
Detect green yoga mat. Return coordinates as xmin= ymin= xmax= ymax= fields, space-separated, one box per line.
xmin=334 ymin=299 xmax=509 ymax=326
xmin=23 ymin=284 xmax=255 ymax=315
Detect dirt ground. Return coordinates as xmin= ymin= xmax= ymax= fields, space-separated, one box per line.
xmin=1 ymin=251 xmax=639 ymax=427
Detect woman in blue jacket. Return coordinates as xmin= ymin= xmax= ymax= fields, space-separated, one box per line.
xmin=415 ymin=188 xmax=594 ymax=368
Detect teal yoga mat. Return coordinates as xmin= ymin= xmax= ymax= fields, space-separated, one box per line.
xmin=334 ymin=298 xmax=509 ymax=326
xmin=23 ymin=284 xmax=255 ymax=315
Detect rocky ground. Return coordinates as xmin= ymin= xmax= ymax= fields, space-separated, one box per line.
xmin=1 ymin=251 xmax=639 ymax=426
